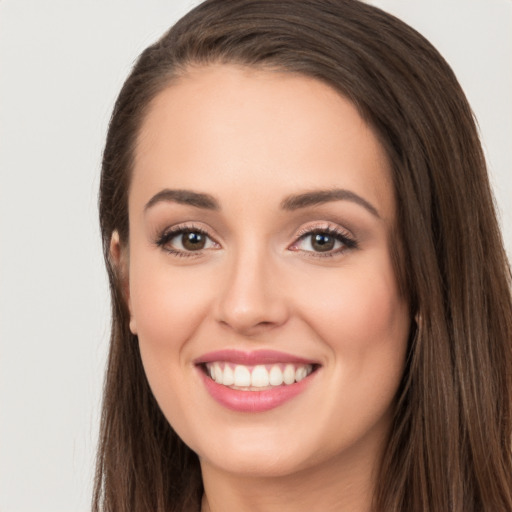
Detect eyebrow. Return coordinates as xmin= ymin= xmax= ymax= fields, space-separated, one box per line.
xmin=280 ymin=188 xmax=380 ymax=217
xmin=144 ymin=189 xmax=220 ymax=211
xmin=144 ymin=187 xmax=380 ymax=218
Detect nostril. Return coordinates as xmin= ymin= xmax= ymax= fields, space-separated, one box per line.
xmin=217 ymin=318 xmax=284 ymax=336
xmin=213 ymin=261 xmax=290 ymax=333
xmin=215 ymin=298 xmax=290 ymax=334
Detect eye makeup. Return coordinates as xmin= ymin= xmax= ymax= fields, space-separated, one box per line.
xmin=154 ymin=222 xmax=220 ymax=257
xmin=153 ymin=220 xmax=357 ymax=259
xmin=289 ymin=223 xmax=358 ymax=258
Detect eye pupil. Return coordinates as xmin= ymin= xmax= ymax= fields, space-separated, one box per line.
xmin=312 ymin=233 xmax=335 ymax=252
xmin=182 ymin=231 xmax=206 ymax=250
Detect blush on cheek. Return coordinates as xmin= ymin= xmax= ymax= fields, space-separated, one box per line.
xmin=130 ymin=260 xmax=214 ymax=344
xmin=135 ymin=294 xmax=206 ymax=351
xmin=306 ymin=270 xmax=407 ymax=358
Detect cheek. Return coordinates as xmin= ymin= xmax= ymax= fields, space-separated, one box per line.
xmin=127 ymin=258 xmax=217 ymax=409
xmin=290 ymin=258 xmax=409 ymax=454
xmin=129 ymin=260 xmax=213 ymax=345
xmin=127 ymin=259 xmax=217 ymax=429
xmin=301 ymin=254 xmax=408 ymax=348
xmin=295 ymin=252 xmax=410 ymax=400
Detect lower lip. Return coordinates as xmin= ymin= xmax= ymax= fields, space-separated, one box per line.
xmin=198 ymin=367 xmax=317 ymax=413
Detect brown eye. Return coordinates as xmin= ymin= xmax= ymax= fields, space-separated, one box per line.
xmin=156 ymin=227 xmax=219 ymax=255
xmin=290 ymin=227 xmax=356 ymax=256
xmin=181 ymin=231 xmax=207 ymax=251
xmin=311 ymin=233 xmax=335 ymax=252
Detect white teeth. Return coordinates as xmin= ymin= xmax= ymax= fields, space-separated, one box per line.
xmin=233 ymin=365 xmax=251 ymax=387
xmin=205 ymin=362 xmax=314 ymax=389
xmin=283 ymin=364 xmax=295 ymax=385
xmin=223 ymin=365 xmax=235 ymax=386
xmin=296 ymin=366 xmax=307 ymax=382
xmin=214 ymin=364 xmax=223 ymax=384
xmin=251 ymin=365 xmax=269 ymax=387
xmin=269 ymin=365 xmax=284 ymax=386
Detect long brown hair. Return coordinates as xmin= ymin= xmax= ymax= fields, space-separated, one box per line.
xmin=94 ymin=1 xmax=512 ymax=510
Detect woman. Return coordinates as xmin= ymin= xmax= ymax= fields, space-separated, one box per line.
xmin=94 ymin=1 xmax=512 ymax=510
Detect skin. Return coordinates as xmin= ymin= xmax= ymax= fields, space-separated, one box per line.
xmin=112 ymin=65 xmax=411 ymax=512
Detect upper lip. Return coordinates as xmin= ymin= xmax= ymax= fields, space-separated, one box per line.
xmin=194 ymin=349 xmax=319 ymax=366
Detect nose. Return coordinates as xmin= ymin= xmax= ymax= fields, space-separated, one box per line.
xmin=214 ymin=248 xmax=289 ymax=336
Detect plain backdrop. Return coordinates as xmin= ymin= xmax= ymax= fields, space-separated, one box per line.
xmin=0 ymin=1 xmax=510 ymax=511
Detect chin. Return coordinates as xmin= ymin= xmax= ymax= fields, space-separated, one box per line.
xmin=198 ymin=438 xmax=319 ymax=478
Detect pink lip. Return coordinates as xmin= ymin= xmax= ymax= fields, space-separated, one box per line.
xmin=197 ymin=370 xmax=317 ymax=412
xmin=194 ymin=349 xmax=319 ymax=413
xmin=194 ymin=349 xmax=318 ymax=366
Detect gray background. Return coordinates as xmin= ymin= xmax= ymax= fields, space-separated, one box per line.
xmin=0 ymin=1 xmax=510 ymax=510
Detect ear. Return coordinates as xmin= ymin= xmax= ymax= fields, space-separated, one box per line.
xmin=109 ymin=230 xmax=138 ymax=335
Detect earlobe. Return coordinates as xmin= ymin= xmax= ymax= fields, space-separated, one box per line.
xmin=109 ymin=230 xmax=138 ymax=334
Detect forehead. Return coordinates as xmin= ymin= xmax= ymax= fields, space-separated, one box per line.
xmin=131 ymin=64 xmax=394 ymax=220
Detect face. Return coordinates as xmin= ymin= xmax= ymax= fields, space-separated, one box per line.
xmin=118 ymin=65 xmax=410 ymax=481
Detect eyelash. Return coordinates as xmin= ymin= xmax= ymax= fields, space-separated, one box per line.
xmin=154 ymin=223 xmax=357 ymax=258
xmin=154 ymin=223 xmax=217 ymax=258
xmin=291 ymin=225 xmax=357 ymax=257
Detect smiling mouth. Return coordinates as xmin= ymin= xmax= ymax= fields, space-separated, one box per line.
xmin=201 ymin=362 xmax=318 ymax=390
